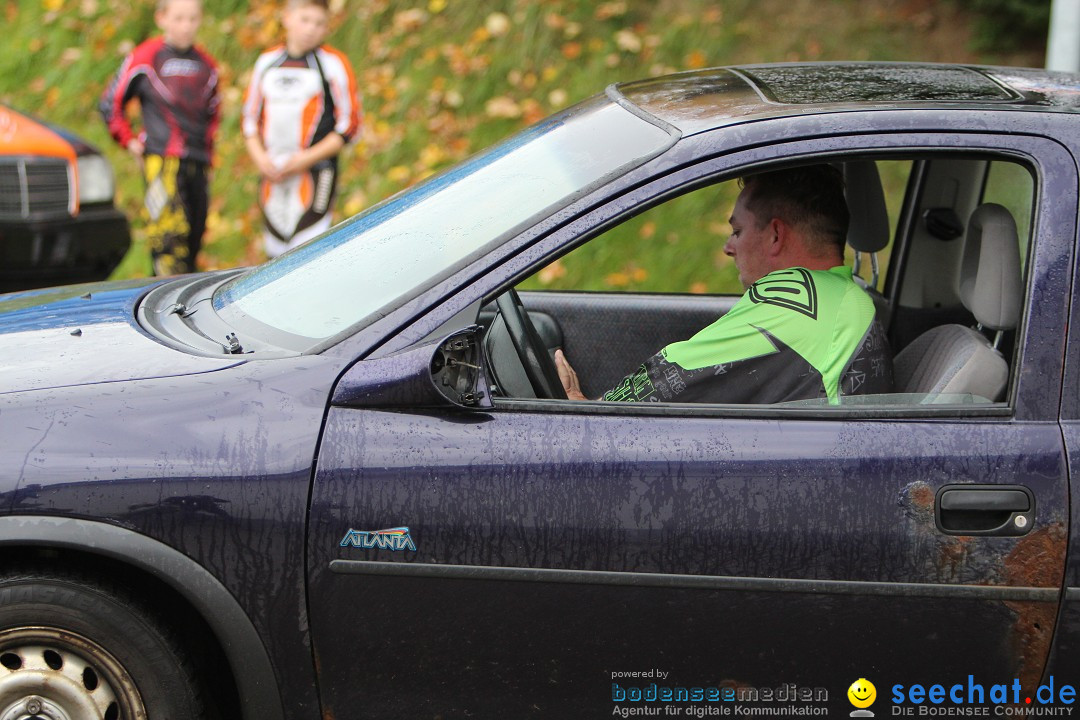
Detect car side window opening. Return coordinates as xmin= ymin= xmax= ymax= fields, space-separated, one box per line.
xmin=487 ymin=153 xmax=1036 ymax=410
xmin=520 ymin=179 xmax=745 ymax=295
xmin=890 ymin=156 xmax=1034 ymax=369
xmin=520 ymin=160 xmax=914 ymax=297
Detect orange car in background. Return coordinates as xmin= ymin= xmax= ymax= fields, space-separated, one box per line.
xmin=0 ymin=105 xmax=129 ymax=292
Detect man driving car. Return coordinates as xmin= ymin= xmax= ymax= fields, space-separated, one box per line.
xmin=554 ymin=164 xmax=894 ymax=404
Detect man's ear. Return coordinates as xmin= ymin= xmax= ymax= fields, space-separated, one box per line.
xmin=767 ymin=218 xmax=787 ymax=256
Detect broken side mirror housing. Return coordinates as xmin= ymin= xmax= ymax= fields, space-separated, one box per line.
xmin=332 ymin=327 xmax=493 ymax=410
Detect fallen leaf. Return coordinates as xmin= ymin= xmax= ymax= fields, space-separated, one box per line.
xmin=443 ymin=89 xmax=463 ymax=108
xmin=538 ymin=260 xmax=566 ymax=285
xmin=615 ymin=29 xmax=642 ymax=53
xmin=393 ymin=8 xmax=427 ymax=34
xmin=387 ymin=165 xmax=411 ymax=183
xmin=521 ymin=99 xmax=544 ymax=124
xmin=485 ymin=12 xmax=510 ymax=38
xmin=485 ymin=95 xmax=521 ymax=118
xmin=544 ymin=13 xmax=565 ymax=30
xmin=595 ymin=2 xmax=627 ymax=21
xmin=343 ymin=189 xmax=367 ymax=216
xmin=59 ymin=47 xmax=83 ymax=67
xmin=419 ymin=143 xmax=444 ymax=167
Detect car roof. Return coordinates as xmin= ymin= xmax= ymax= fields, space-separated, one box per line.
xmin=613 ymin=62 xmax=1080 ymax=135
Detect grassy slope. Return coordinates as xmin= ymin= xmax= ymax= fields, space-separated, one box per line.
xmin=0 ymin=0 xmax=1045 ymax=291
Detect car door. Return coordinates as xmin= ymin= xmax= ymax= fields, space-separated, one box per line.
xmin=306 ymin=124 xmax=1074 ymax=717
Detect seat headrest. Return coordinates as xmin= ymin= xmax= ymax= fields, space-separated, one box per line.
xmin=958 ymin=203 xmax=1022 ymax=331
xmin=844 ymin=161 xmax=890 ymax=253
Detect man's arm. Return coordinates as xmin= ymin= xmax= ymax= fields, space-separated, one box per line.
xmin=245 ymin=135 xmax=282 ymax=182
xmin=99 ymin=53 xmax=141 ymax=156
xmin=322 ymin=46 xmax=361 ymax=144
xmin=242 ymin=53 xmax=281 ymax=181
xmin=272 ymin=132 xmax=345 ymax=179
xmin=556 ymin=349 xmax=669 ymax=402
xmin=203 ymin=51 xmax=221 ymax=159
xmin=555 ymin=350 xmax=587 ymax=401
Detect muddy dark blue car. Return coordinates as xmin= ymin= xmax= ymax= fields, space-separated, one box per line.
xmin=2 ymin=62 xmax=1080 ymax=718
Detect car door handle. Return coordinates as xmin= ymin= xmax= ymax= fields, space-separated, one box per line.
xmin=935 ymin=484 xmax=1034 ymax=536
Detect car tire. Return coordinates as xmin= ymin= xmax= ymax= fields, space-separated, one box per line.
xmin=0 ymin=569 xmax=206 ymax=720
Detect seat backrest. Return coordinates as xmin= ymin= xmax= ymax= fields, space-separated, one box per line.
xmin=958 ymin=203 xmax=1023 ymax=332
xmin=844 ymin=161 xmax=892 ymax=326
xmin=892 ymin=203 xmax=1022 ymax=400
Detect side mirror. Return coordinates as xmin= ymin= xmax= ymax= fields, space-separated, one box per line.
xmin=332 ymin=327 xmax=493 ymax=410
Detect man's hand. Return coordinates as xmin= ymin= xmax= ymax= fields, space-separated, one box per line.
xmin=274 ymin=150 xmax=310 ymax=180
xmin=255 ymin=156 xmax=284 ymax=183
xmin=555 ymin=349 xmax=587 ymax=401
xmin=277 ymin=133 xmax=346 ymax=180
xmin=245 ymin=136 xmax=284 ymax=182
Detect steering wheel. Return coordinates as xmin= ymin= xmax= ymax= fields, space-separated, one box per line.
xmin=495 ymin=289 xmax=567 ymax=400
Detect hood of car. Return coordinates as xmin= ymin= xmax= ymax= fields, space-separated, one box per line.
xmin=0 ymin=278 xmax=243 ymax=394
xmin=0 ymin=105 xmax=78 ymax=161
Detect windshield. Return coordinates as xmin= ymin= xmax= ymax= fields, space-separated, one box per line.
xmin=213 ymin=94 xmax=675 ymax=349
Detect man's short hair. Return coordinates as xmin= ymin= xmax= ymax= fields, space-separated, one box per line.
xmin=739 ymin=165 xmax=849 ymax=252
xmin=285 ymin=0 xmax=330 ymax=9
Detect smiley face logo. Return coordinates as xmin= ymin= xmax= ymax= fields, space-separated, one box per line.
xmin=848 ymin=678 xmax=876 ymax=708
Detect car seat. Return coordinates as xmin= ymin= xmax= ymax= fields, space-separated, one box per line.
xmin=844 ymin=161 xmax=892 ymax=327
xmin=892 ymin=203 xmax=1022 ymax=401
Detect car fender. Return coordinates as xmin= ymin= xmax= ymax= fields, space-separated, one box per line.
xmin=0 ymin=515 xmax=284 ymax=720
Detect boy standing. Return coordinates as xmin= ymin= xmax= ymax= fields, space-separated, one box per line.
xmin=100 ymin=0 xmax=219 ymax=276
xmin=242 ymin=0 xmax=360 ymax=258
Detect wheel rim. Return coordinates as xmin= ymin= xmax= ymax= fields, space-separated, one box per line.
xmin=0 ymin=628 xmax=145 ymax=720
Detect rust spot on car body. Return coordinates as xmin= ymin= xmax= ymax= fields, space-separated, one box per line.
xmin=909 ymin=482 xmax=934 ymax=511
xmin=1005 ymin=523 xmax=1066 ymax=588
xmin=937 ymin=535 xmax=973 ymax=579
xmin=899 ymin=481 xmax=935 ymax=522
xmin=1003 ymin=523 xmax=1066 ymax=692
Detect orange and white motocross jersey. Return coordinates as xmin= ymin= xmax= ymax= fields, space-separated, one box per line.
xmin=242 ymin=44 xmax=360 ymax=159
xmin=242 ymin=44 xmax=360 ymax=255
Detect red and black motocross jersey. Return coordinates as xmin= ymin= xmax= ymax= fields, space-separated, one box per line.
xmin=100 ymin=37 xmax=220 ymax=163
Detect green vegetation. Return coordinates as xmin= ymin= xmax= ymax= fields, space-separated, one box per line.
xmin=0 ymin=0 xmax=1046 ymax=291
xmin=967 ymin=0 xmax=1051 ymax=51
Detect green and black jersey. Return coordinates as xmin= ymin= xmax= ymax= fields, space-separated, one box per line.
xmin=602 ymin=266 xmax=893 ymax=404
